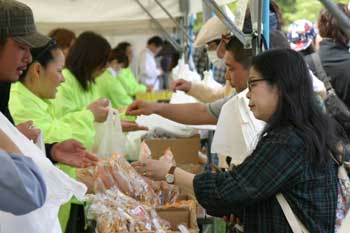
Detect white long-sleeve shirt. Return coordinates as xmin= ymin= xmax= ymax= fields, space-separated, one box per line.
xmin=137 ymin=48 xmax=161 ymax=90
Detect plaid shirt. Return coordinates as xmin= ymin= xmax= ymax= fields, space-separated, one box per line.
xmin=193 ymin=127 xmax=338 ymax=233
xmin=193 ymin=47 xmax=209 ymax=79
xmin=212 ymin=63 xmax=226 ymax=85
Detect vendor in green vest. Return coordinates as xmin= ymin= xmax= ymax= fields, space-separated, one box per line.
xmin=95 ymin=48 xmax=133 ymax=110
xmin=53 ymin=32 xmax=112 ymax=231
xmin=54 ymin=33 xmax=148 ymax=132
xmin=54 ymin=31 xmax=110 ymax=122
xmin=116 ymin=42 xmax=151 ymax=96
xmin=8 ymin=37 xmax=109 ymax=232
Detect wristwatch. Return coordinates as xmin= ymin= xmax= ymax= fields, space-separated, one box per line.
xmin=165 ymin=166 xmax=176 ymax=184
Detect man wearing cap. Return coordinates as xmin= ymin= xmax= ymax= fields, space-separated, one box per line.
xmin=0 ymin=0 xmax=90 ymax=216
xmin=0 ymin=0 xmax=50 ymax=215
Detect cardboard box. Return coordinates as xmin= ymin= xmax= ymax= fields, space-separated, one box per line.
xmin=144 ymin=135 xmax=200 ymax=164
xmin=157 ymin=207 xmax=192 ymax=230
xmin=156 ymin=199 xmax=198 ymax=232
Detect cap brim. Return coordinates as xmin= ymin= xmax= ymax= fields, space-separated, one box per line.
xmin=193 ymin=16 xmax=229 ymax=48
xmin=13 ymin=31 xmax=50 ymax=48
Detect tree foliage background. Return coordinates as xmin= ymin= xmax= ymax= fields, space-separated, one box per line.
xmin=275 ymin=0 xmax=346 ymax=28
xmin=193 ymin=0 xmax=348 ymax=32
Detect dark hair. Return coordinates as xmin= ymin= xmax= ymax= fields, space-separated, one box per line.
xmin=270 ymin=0 xmax=284 ymax=30
xmin=207 ymin=39 xmax=221 ymax=46
xmin=270 ymin=30 xmax=290 ymax=49
xmin=243 ymin=1 xmax=284 ymax=33
xmin=225 ymin=37 xmax=253 ymax=69
xmin=19 ymin=39 xmax=59 ymax=82
xmin=48 ymin=28 xmax=76 ymax=49
xmin=66 ymin=31 xmax=111 ymax=91
xmin=109 ymin=48 xmax=129 ymax=67
xmin=0 ymin=35 xmax=8 ymax=51
xmin=318 ymin=3 xmax=350 ymax=44
xmin=252 ymin=49 xmax=336 ymax=168
xmin=147 ymin=36 xmax=163 ymax=47
xmin=299 ymin=44 xmax=316 ymax=57
xmin=115 ymin=42 xmax=131 ymax=54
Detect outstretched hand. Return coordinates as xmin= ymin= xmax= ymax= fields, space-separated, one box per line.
xmin=16 ymin=120 xmax=40 ymax=143
xmin=170 ymin=79 xmax=192 ymax=93
xmin=121 ymin=120 xmax=148 ymax=132
xmin=126 ymin=100 xmax=157 ymax=116
xmin=51 ymin=139 xmax=99 ymax=168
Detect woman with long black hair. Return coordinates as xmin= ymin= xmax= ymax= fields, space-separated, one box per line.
xmin=133 ymin=49 xmax=338 ymax=232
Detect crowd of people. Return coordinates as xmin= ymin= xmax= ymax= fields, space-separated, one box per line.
xmin=0 ymin=0 xmax=349 ymax=232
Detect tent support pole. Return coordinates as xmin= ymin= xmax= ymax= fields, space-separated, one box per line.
xmin=133 ymin=0 xmax=183 ymax=52
xmin=203 ymin=0 xmax=251 ymax=48
xmin=263 ymin=0 xmax=270 ymax=48
xmin=154 ymin=0 xmax=192 ymax=42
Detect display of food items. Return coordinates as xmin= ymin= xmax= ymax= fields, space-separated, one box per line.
xmin=77 ymin=153 xmax=160 ymax=206
xmin=139 ymin=141 xmax=152 ymax=161
xmin=85 ymin=187 xmax=170 ymax=233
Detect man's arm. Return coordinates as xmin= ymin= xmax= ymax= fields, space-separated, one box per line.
xmin=0 ymin=151 xmax=46 ymax=215
xmin=127 ymin=100 xmax=217 ymax=125
xmin=0 ymin=129 xmax=46 ymax=215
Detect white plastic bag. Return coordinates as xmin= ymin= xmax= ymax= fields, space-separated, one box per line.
xmin=203 ymin=70 xmax=223 ymax=91
xmin=0 ymin=113 xmax=87 ymax=233
xmin=92 ymin=108 xmax=126 ymax=158
xmin=172 ymin=58 xmax=201 ymax=82
xmin=35 ymin=132 xmax=46 ymax=154
xmin=211 ymin=89 xmax=265 ymax=165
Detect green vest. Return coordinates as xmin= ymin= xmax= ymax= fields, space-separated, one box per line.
xmin=119 ymin=67 xmax=147 ymax=96
xmin=95 ymin=69 xmax=133 ymax=109
xmin=54 ymin=68 xmax=100 ymax=119
xmin=9 ymin=81 xmax=95 ymax=231
xmin=9 ymin=82 xmax=95 ymax=149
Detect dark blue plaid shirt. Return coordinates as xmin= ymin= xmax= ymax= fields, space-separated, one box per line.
xmin=193 ymin=127 xmax=338 ymax=232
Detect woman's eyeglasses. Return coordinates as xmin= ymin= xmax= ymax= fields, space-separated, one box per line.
xmin=247 ymin=77 xmax=266 ymax=91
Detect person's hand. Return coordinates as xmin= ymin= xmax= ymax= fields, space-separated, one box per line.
xmin=146 ymin=85 xmax=154 ymax=92
xmin=121 ymin=120 xmax=148 ymax=132
xmin=0 ymin=129 xmax=22 ymax=154
xmin=217 ymin=33 xmax=232 ymax=59
xmin=126 ymin=100 xmax=158 ymax=116
xmin=171 ymin=79 xmax=192 ymax=93
xmin=132 ymin=159 xmax=172 ymax=181
xmin=87 ymin=98 xmax=110 ymax=122
xmin=16 ymin=120 xmax=40 ymax=143
xmin=51 ymin=139 xmax=99 ymax=168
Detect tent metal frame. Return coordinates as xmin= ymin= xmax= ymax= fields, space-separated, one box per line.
xmin=203 ymin=0 xmax=271 ymax=55
xmin=203 ymin=0 xmax=252 ymax=48
xmin=134 ymin=0 xmax=193 ymax=53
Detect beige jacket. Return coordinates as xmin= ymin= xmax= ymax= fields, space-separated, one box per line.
xmin=187 ymin=80 xmax=235 ymax=103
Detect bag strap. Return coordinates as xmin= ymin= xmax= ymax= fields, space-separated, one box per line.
xmin=310 ymin=53 xmax=330 ymax=83
xmin=310 ymin=53 xmax=333 ymax=91
xmin=276 ymin=194 xmax=310 ymax=233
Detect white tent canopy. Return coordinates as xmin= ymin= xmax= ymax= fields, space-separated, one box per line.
xmin=25 ymin=0 xmax=235 ymax=34
xmin=24 ymin=0 xmax=236 ymax=65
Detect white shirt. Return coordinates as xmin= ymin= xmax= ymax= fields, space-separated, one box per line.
xmin=309 ymin=69 xmax=326 ymax=93
xmin=137 ymin=48 xmax=161 ymax=90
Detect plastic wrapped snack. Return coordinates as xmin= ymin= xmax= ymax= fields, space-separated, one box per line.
xmin=159 ymin=147 xmax=176 ymax=166
xmin=109 ymin=154 xmax=161 ymax=206
xmin=139 ymin=141 xmax=152 ymax=161
xmin=85 ymin=187 xmax=170 ymax=233
xmin=77 ymin=154 xmax=161 ymax=207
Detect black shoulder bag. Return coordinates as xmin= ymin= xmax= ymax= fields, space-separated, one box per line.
xmin=310 ymin=53 xmax=350 ymax=136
